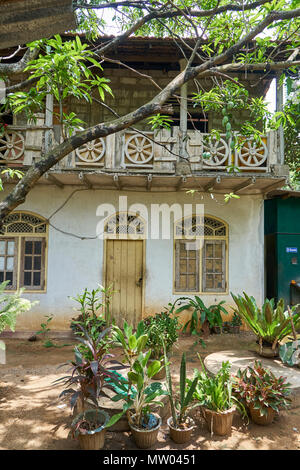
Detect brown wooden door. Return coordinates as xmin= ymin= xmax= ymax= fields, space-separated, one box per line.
xmin=105 ymin=239 xmax=143 ymax=328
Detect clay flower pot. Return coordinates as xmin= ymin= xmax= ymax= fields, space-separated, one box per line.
xmin=249 ymin=404 xmax=276 ymax=425
xmin=129 ymin=413 xmax=162 ymax=449
xmin=149 ymin=356 xmax=168 ymax=380
xmin=167 ymin=416 xmax=195 ymax=444
xmin=203 ymin=406 xmax=236 ymax=436
xmin=228 ymin=325 xmax=240 ymax=334
xmin=151 ymin=365 xmax=166 ymax=380
xmin=72 ymin=409 xmax=109 ymax=450
xmin=255 ymin=343 xmax=279 ymax=358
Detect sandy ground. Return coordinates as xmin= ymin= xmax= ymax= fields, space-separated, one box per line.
xmin=0 ymin=332 xmax=300 ymax=451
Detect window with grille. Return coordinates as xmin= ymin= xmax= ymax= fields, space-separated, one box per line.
xmin=0 ymin=212 xmax=47 ymax=291
xmin=104 ymin=212 xmax=146 ymax=239
xmin=174 ymin=215 xmax=227 ymax=293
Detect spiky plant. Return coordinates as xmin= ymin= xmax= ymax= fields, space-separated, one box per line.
xmin=163 ymin=343 xmax=199 ymax=428
xmin=231 ymin=292 xmax=300 ymax=352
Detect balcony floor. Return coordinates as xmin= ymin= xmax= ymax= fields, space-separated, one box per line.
xmin=26 ymin=169 xmax=288 ymax=195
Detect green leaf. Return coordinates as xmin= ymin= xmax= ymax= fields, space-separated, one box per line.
xmin=147 ymin=360 xmax=161 ymax=378
xmin=128 ymin=335 xmax=137 ymax=350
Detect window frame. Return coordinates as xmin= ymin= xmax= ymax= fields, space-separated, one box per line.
xmin=173 ymin=215 xmax=228 ymax=295
xmin=0 ymin=211 xmax=48 ymax=293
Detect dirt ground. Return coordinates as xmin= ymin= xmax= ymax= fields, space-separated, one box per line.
xmin=0 ymin=331 xmax=300 ymax=451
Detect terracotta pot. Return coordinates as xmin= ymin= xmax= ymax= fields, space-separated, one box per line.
xmin=249 ymin=404 xmax=276 ymax=425
xmin=203 ymin=406 xmax=236 ymax=436
xmin=129 ymin=413 xmax=161 ymax=449
xmin=212 ymin=326 xmax=222 ymax=334
xmin=151 ymin=365 xmax=166 ymax=380
xmin=255 ymin=343 xmax=279 ymax=358
xmin=228 ymin=325 xmax=240 ymax=334
xmin=72 ymin=409 xmax=109 ymax=450
xmin=167 ymin=416 xmax=195 ymax=444
xmin=149 ymin=355 xmax=169 ymax=380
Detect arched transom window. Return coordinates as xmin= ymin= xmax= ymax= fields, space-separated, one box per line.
xmin=104 ymin=212 xmax=146 ymax=239
xmin=174 ymin=215 xmax=228 ymax=293
xmin=0 ymin=211 xmax=48 ymax=291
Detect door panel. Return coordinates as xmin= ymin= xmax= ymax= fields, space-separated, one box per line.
xmin=105 ymin=239 xmax=143 ymax=327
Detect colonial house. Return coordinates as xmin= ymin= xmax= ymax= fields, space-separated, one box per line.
xmin=0 ymin=36 xmax=290 ymax=334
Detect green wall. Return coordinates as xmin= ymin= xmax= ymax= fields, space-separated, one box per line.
xmin=264 ymin=198 xmax=300 ymax=305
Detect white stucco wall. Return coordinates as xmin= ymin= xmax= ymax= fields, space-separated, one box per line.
xmin=0 ymin=185 xmax=265 ymax=330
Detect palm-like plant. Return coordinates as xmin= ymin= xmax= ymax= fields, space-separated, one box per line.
xmin=231 ymin=292 xmax=300 ymax=352
xmin=174 ymin=296 xmax=227 ymax=339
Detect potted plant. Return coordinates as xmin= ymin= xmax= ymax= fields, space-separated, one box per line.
xmin=111 ymin=350 xmax=166 ymax=448
xmin=111 ymin=320 xmax=148 ymax=368
xmin=174 ymin=296 xmax=228 ymax=341
xmin=231 ymin=292 xmax=300 ymax=357
xmin=56 ymin=326 xmax=125 ymax=450
xmin=143 ymin=311 xmax=179 ymax=379
xmin=189 ymin=357 xmax=245 ymax=436
xmin=228 ymin=311 xmax=242 ymax=334
xmin=233 ymin=360 xmax=292 ymax=425
xmin=71 ymin=408 xmax=110 ymax=450
xmin=163 ymin=344 xmax=199 ymax=444
xmin=69 ymin=286 xmax=107 ymax=339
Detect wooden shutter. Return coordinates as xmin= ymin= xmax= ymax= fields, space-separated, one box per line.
xmin=20 ymin=237 xmax=46 ymax=290
xmin=175 ymin=239 xmax=199 ymax=292
xmin=0 ymin=238 xmax=18 ymax=289
xmin=202 ymin=239 xmax=226 ymax=292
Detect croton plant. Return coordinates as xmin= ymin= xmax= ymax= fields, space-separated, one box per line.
xmin=233 ymin=361 xmax=292 ymax=417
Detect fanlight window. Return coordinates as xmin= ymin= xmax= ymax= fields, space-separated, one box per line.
xmin=1 ymin=212 xmax=47 ymax=235
xmin=174 ymin=215 xmax=228 ymax=293
xmin=0 ymin=212 xmax=47 ymax=291
xmin=104 ymin=213 xmax=146 ymax=239
xmin=175 ymin=215 xmax=227 ymax=239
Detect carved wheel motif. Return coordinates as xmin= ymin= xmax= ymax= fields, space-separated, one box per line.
xmin=125 ymin=134 xmax=153 ymax=164
xmin=238 ymin=139 xmax=267 ymax=167
xmin=203 ymin=136 xmax=229 ymax=166
xmin=75 ymin=138 xmax=105 ymax=162
xmin=0 ymin=131 xmax=25 ymax=160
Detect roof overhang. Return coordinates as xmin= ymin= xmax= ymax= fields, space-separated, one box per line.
xmin=265 ymin=188 xmax=300 ymax=199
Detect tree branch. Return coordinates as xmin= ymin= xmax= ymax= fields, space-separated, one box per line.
xmin=0 ymin=47 xmax=39 ymax=76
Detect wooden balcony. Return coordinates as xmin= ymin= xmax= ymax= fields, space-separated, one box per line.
xmin=0 ymin=116 xmax=288 ymax=194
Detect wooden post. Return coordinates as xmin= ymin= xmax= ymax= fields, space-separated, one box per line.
xmin=45 ymin=92 xmax=53 ymax=153
xmin=179 ymin=59 xmax=188 ymax=159
xmin=275 ymin=72 xmax=284 ymax=165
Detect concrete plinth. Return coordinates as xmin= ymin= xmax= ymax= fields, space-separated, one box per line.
xmin=204 ymin=350 xmax=300 ymax=405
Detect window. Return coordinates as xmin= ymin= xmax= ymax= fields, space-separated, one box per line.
xmin=174 ymin=215 xmax=227 ymax=293
xmin=0 ymin=212 xmax=48 ymax=291
xmin=104 ymin=212 xmax=146 ymax=239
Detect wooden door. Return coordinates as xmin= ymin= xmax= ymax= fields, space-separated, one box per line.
xmin=105 ymin=239 xmax=143 ymax=328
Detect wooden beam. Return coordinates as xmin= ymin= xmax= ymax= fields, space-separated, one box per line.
xmin=146 ymin=174 xmax=152 ymax=191
xmin=234 ymin=177 xmax=256 ymax=193
xmin=263 ymin=178 xmax=287 ymax=194
xmin=44 ymin=172 xmax=64 ymax=188
xmin=176 ymin=176 xmax=187 ymax=191
xmin=203 ymin=176 xmax=221 ymax=192
xmin=78 ymin=172 xmax=93 ymax=189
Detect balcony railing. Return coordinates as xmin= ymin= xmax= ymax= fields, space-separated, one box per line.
xmin=0 ymin=119 xmax=278 ymax=174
